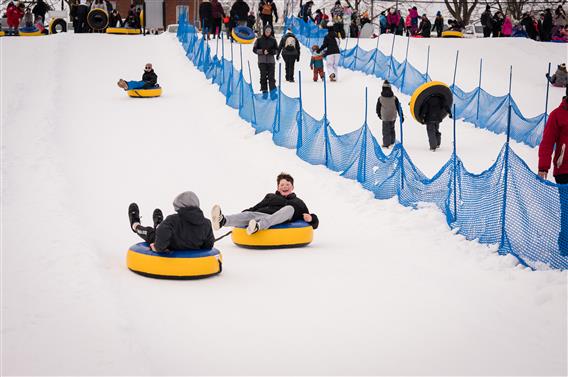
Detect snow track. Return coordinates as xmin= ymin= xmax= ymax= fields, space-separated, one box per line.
xmin=1 ymin=33 xmax=566 ymax=375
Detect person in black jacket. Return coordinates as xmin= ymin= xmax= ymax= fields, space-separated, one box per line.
xmin=211 ymin=173 xmax=319 ymax=235
xmin=419 ymin=93 xmax=452 ymax=151
xmin=199 ymin=0 xmax=213 ymax=39
xmin=128 ymin=191 xmax=215 ymax=253
xmin=541 ymin=8 xmax=553 ymax=41
xmin=317 ymin=29 xmax=340 ymax=81
xmin=32 ymin=0 xmax=49 ymax=23
xmin=480 ymin=5 xmax=492 ymax=37
xmin=432 ymin=11 xmax=443 ymax=37
xmin=258 ymin=0 xmax=278 ymax=27
xmin=117 ymin=63 xmax=158 ymax=91
xmin=254 ymin=24 xmax=278 ymax=98
xmin=418 ymin=14 xmax=431 ymax=37
xmin=277 ymin=28 xmax=300 ymax=82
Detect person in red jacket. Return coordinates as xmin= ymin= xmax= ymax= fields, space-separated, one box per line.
xmin=538 ymin=88 xmax=568 ymax=255
xmin=6 ymin=2 xmax=24 ymax=35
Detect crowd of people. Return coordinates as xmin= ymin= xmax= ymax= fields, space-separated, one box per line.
xmin=5 ymin=0 xmax=50 ymax=35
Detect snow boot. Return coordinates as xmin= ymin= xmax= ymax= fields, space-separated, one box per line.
xmin=246 ymin=219 xmax=260 ymax=235
xmin=211 ymin=204 xmax=226 ymax=231
xmin=269 ymin=90 xmax=278 ymax=100
xmin=329 ymin=73 xmax=336 ymax=82
xmin=128 ymin=202 xmax=140 ymax=232
xmin=152 ymin=208 xmax=163 ymax=228
xmin=262 ymin=91 xmax=269 ymax=99
xmin=117 ymin=79 xmax=128 ymax=90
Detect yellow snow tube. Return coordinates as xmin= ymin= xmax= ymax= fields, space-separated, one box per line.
xmin=19 ymin=30 xmax=43 ymax=36
xmin=127 ymin=87 xmax=162 ymax=98
xmin=409 ymin=81 xmax=453 ymax=124
xmin=106 ymin=27 xmax=141 ymax=34
xmin=442 ymin=30 xmax=463 ymax=38
xmin=0 ymin=31 xmax=5 ymax=37
xmin=127 ymin=243 xmax=222 ymax=279
xmin=232 ymin=220 xmax=313 ymax=248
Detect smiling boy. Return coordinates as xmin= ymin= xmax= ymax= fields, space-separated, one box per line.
xmin=211 ymin=173 xmax=319 ymax=235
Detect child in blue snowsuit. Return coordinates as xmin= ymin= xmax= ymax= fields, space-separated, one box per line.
xmin=118 ymin=63 xmax=158 ymax=90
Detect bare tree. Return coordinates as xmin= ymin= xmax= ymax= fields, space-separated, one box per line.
xmin=444 ymin=0 xmax=479 ymax=24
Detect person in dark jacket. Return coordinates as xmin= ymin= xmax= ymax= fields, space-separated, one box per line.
xmin=432 ymin=11 xmax=443 ymax=37
xmin=480 ymin=5 xmax=492 ymax=37
xmin=258 ymin=0 xmax=278 ymax=27
xmin=246 ymin=11 xmax=256 ymax=29
xmin=117 ymin=63 xmax=158 ymax=91
xmin=253 ymin=24 xmax=278 ymax=98
xmin=492 ymin=11 xmax=504 ymax=37
xmin=128 ymin=191 xmax=215 ymax=253
xmin=419 ymin=92 xmax=452 ymax=151
xmin=376 ymin=80 xmax=403 ymax=148
xmin=109 ymin=8 xmax=123 ymax=27
xmin=199 ymin=0 xmax=213 ymax=39
xmin=228 ymin=0 xmax=249 ymax=40
xmin=211 ymin=173 xmax=319 ymax=235
xmin=210 ymin=0 xmax=225 ymax=38
xmin=300 ymin=0 xmax=313 ymax=22
xmin=75 ymin=0 xmax=90 ymax=33
xmin=317 ymin=28 xmax=340 ymax=81
xmin=277 ymin=28 xmax=300 ymax=82
xmin=418 ymin=14 xmax=431 ymax=37
xmin=541 ymin=8 xmax=553 ymax=41
xmin=521 ymin=12 xmax=538 ymax=40
xmin=538 ymin=88 xmax=568 ymax=255
xmin=125 ymin=5 xmax=140 ymax=28
xmin=32 ymin=0 xmax=49 ymax=23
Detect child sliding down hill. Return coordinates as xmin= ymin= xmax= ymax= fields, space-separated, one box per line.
xmin=117 ymin=63 xmax=159 ymax=91
xmin=211 ymin=173 xmax=319 ymax=235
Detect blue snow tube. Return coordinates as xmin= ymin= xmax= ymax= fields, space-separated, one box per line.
xmin=127 ymin=242 xmax=222 ymax=279
xmin=232 ymin=25 xmax=255 ymax=44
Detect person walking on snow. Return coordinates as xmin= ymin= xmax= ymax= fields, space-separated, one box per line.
xmin=310 ymin=44 xmax=325 ymax=82
xmin=128 ymin=191 xmax=215 ymax=253
xmin=418 ymin=90 xmax=452 ymax=151
xmin=253 ymin=24 xmax=278 ymax=99
xmin=117 ymin=63 xmax=158 ymax=91
xmin=376 ymin=80 xmax=403 ymax=148
xmin=211 ymin=173 xmax=319 ymax=235
xmin=538 ymin=87 xmax=568 ymax=255
xmin=317 ymin=28 xmax=340 ymax=82
xmin=258 ymin=0 xmax=278 ymax=28
xmin=277 ymin=28 xmax=301 ymax=82
xmin=199 ymin=0 xmax=213 ymax=39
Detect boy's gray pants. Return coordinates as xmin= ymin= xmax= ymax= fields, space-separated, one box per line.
xmin=225 ymin=205 xmax=295 ymax=230
xmin=382 ymin=120 xmax=396 ymax=146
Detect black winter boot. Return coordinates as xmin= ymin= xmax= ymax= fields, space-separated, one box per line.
xmin=152 ymin=208 xmax=164 ymax=228
xmin=128 ymin=203 xmax=140 ymax=232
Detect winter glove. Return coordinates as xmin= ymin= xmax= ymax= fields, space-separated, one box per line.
xmin=275 ymin=17 xmax=279 ymax=23
xmin=545 ymin=73 xmax=550 ymax=78
xmin=296 ymin=56 xmax=300 ymax=62
xmin=276 ymin=54 xmax=280 ymax=60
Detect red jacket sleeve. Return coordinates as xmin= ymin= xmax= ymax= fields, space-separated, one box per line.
xmin=538 ymin=110 xmax=559 ymax=172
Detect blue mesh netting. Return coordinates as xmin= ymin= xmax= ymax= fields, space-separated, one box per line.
xmin=285 ymin=17 xmax=548 ymax=148
xmin=177 ymin=12 xmax=567 ymax=270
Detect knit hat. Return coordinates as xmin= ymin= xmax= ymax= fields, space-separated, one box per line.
xmin=173 ymin=191 xmax=200 ymax=211
xmin=382 ymin=80 xmax=391 ymax=89
xmin=560 ymin=63 xmax=566 ymax=69
xmin=311 ymin=44 xmax=319 ymax=51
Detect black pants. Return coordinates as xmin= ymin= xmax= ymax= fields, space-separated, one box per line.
xmin=556 ymin=174 xmax=568 ymax=256
xmin=282 ymin=55 xmax=296 ymax=81
xmin=483 ymin=26 xmax=491 ymax=37
xmin=382 ymin=121 xmax=396 ymax=147
xmin=260 ymin=14 xmax=273 ymax=27
xmin=135 ymin=225 xmax=156 ymax=243
xmin=334 ymin=22 xmax=345 ymax=38
xmin=211 ymin=18 xmax=222 ymax=37
xmin=259 ymin=63 xmax=276 ymax=92
xmin=426 ymin=122 xmax=441 ymax=149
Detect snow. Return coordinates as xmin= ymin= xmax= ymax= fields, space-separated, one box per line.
xmin=1 ymin=32 xmax=567 ymax=375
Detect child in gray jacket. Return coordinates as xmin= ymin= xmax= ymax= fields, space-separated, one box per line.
xmin=376 ymin=80 xmax=404 ymax=148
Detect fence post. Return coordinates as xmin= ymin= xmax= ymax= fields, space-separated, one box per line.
xmin=239 ymin=43 xmax=243 ymax=71
xmin=358 ymin=87 xmax=368 ymax=183
xmin=387 ymin=34 xmax=396 ymax=80
xmin=340 ymin=37 xmax=349 ymax=65
xmin=353 ymin=36 xmax=360 ymax=70
xmin=400 ymin=36 xmax=410 ymax=93
xmin=424 ymin=45 xmax=430 ymax=82
xmin=221 ymin=31 xmax=225 ymax=85
xmin=476 ymin=58 xmax=483 ymax=121
xmin=215 ymin=30 xmax=219 ymax=57
xmin=399 ymin=97 xmax=405 ymax=191
xmin=371 ymin=36 xmax=380 ymax=76
xmin=451 ymin=50 xmax=459 ymax=92
xmin=323 ymin=74 xmax=329 ymax=167
xmin=247 ymin=61 xmax=258 ymax=127
xmin=499 ymin=66 xmax=513 ymax=253
xmin=544 ymin=62 xmax=552 ymax=125
xmin=453 ymin=104 xmax=457 ymax=221
xmin=276 ymin=63 xmax=282 ymax=133
xmin=239 ymin=44 xmax=244 ymax=108
xmin=297 ymin=70 xmax=304 ymax=149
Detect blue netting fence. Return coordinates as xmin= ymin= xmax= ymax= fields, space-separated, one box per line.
xmin=177 ymin=13 xmax=567 ymax=270
xmin=284 ymin=17 xmax=549 ymax=148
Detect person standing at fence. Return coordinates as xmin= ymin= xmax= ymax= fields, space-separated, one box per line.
xmin=501 ymin=13 xmax=512 ymax=37
xmin=432 ymin=11 xmax=444 ymax=37
xmin=480 ymin=5 xmax=492 ymax=38
xmin=317 ymin=28 xmax=340 ymax=82
xmin=254 ymin=24 xmax=278 ymax=99
xmin=199 ymin=0 xmax=213 ymax=39
xmin=546 ymin=63 xmax=567 ymax=87
xmin=376 ymin=80 xmax=403 ymax=148
xmin=538 ymin=88 xmax=568 ymax=256
xmin=277 ymin=28 xmax=300 ymax=83
xmin=229 ymin=0 xmax=250 ymax=40
xmin=330 ymin=1 xmax=345 ymax=38
xmin=211 ymin=0 xmax=225 ymax=39
xmin=32 ymin=0 xmax=49 ymax=23
xmin=300 ymin=0 xmax=314 ymax=23
xmin=491 ymin=11 xmax=504 ymax=37
xmin=258 ymin=0 xmax=278 ymax=28
xmin=418 ymin=92 xmax=452 ymax=151
xmin=386 ymin=8 xmax=399 ymax=34
xmin=418 ymin=14 xmax=431 ymax=37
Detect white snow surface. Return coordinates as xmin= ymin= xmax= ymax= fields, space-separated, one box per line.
xmin=1 ymin=32 xmax=567 ymax=375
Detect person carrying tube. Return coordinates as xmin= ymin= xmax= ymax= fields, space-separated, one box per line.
xmin=418 ymin=89 xmax=452 ymax=151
